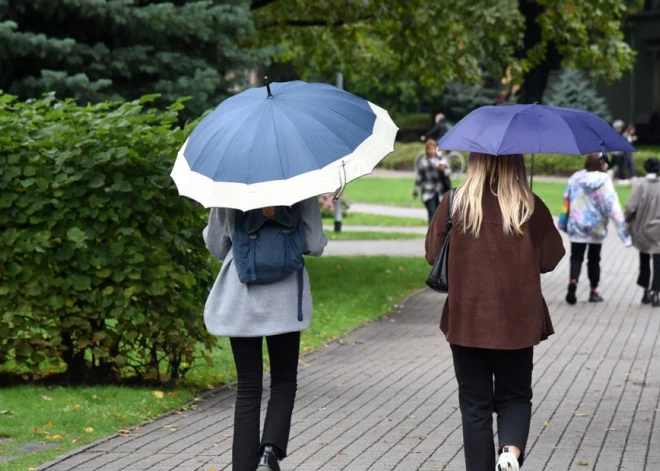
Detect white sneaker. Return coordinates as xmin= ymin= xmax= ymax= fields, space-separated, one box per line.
xmin=497 ymin=448 xmax=520 ymax=471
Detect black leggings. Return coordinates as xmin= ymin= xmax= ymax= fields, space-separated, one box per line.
xmin=637 ymin=252 xmax=660 ymax=292
xmin=451 ymin=344 xmax=533 ymax=470
xmin=570 ymin=243 xmax=602 ymax=288
xmin=230 ymin=332 xmax=300 ymax=471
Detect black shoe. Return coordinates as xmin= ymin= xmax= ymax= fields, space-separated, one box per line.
xmin=652 ymin=292 xmax=660 ymax=308
xmin=589 ymin=291 xmax=604 ymax=303
xmin=256 ymin=446 xmax=281 ymax=471
xmin=566 ymin=282 xmax=577 ymax=305
xmin=642 ymin=290 xmax=652 ymax=305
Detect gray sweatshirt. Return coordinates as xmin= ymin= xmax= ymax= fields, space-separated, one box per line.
xmin=203 ymin=197 xmax=328 ymax=338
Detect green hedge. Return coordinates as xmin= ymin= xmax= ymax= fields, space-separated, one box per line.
xmin=0 ymin=94 xmax=216 ymax=383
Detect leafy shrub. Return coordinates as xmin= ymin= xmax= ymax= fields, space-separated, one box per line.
xmin=0 ymin=94 xmax=216 ymax=383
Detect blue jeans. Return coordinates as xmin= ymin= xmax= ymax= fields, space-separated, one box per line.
xmin=424 ymin=194 xmax=440 ymax=223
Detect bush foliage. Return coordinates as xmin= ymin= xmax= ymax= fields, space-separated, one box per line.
xmin=0 ymin=94 xmax=216 ymax=383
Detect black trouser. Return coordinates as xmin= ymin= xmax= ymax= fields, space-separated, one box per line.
xmin=424 ymin=194 xmax=440 ymax=223
xmin=451 ymin=344 xmax=533 ymax=471
xmin=617 ymin=152 xmax=636 ymax=179
xmin=230 ymin=332 xmax=300 ymax=471
xmin=570 ymin=242 xmax=602 ymax=288
xmin=637 ymin=252 xmax=660 ymax=292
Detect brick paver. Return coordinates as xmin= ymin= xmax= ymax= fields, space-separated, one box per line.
xmin=40 ymin=231 xmax=660 ymax=470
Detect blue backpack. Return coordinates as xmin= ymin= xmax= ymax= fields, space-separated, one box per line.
xmin=232 ymin=205 xmax=307 ymax=320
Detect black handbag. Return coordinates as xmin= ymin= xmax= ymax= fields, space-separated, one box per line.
xmin=425 ymin=189 xmax=455 ymax=293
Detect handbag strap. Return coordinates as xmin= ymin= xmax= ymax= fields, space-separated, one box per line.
xmin=446 ymin=189 xmax=455 ymax=232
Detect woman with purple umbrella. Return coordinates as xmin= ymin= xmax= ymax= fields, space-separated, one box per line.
xmin=429 ymin=103 xmax=634 ymax=471
xmin=426 ymin=152 xmax=565 ymax=471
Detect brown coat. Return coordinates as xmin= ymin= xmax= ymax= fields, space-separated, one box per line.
xmin=425 ymin=189 xmax=565 ymax=350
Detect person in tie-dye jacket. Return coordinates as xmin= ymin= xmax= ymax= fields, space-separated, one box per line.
xmin=562 ymin=153 xmax=631 ymax=305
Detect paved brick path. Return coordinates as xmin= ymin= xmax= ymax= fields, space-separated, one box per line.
xmin=41 ymin=232 xmax=660 ymax=470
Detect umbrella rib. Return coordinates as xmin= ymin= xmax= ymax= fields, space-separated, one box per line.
xmin=275 ymin=101 xmax=365 ymax=164
xmin=200 ymin=104 xmax=265 ymax=180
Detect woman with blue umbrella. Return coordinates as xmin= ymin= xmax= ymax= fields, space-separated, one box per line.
xmin=427 ymin=103 xmax=633 ymax=471
xmin=172 ymin=80 xmax=397 ymax=471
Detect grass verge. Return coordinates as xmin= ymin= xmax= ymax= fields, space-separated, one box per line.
xmin=323 ymin=212 xmax=426 ymax=227
xmin=346 ymin=177 xmax=632 ymax=214
xmin=323 ymin=231 xmax=423 ymax=240
xmin=0 ymin=256 xmax=429 ymax=470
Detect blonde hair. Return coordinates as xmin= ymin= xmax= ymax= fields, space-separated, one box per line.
xmin=452 ymin=153 xmax=534 ymax=237
xmin=425 ymin=139 xmax=438 ymax=153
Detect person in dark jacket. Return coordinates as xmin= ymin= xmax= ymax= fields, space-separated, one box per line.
xmin=422 ymin=113 xmax=451 ymax=142
xmin=425 ymin=152 xmax=565 ymax=471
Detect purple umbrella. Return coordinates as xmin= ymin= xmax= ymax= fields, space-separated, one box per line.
xmin=437 ymin=103 xmax=635 ymax=187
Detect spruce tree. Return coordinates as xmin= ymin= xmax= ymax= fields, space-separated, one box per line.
xmin=544 ymin=69 xmax=612 ymax=123
xmin=0 ymin=0 xmax=262 ymax=119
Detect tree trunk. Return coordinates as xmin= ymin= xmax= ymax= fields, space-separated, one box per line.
xmin=516 ymin=0 xmax=561 ymax=104
xmin=62 ymin=333 xmax=87 ymax=384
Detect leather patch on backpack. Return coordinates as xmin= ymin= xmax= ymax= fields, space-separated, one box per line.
xmin=262 ymin=207 xmax=275 ymax=218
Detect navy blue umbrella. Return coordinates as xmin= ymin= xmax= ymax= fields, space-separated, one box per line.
xmin=171 ymin=80 xmax=397 ymax=210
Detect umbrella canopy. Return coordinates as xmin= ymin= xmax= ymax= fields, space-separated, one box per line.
xmin=437 ymin=103 xmax=635 ymax=156
xmin=171 ymin=80 xmax=398 ymax=210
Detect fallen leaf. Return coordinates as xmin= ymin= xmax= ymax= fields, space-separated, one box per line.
xmin=33 ymin=427 xmax=43 ymax=435
xmin=319 ymin=407 xmax=327 ymax=411
xmin=406 ymin=415 xmax=416 ymax=419
xmin=92 ymin=395 xmax=101 ymax=400
xmin=41 ymin=395 xmax=53 ymax=401
xmin=578 ymin=461 xmax=588 ymax=466
xmin=73 ymin=404 xmax=82 ymax=410
xmin=543 ymin=420 xmax=549 ymax=426
xmin=152 ymin=391 xmax=164 ymax=399
xmin=575 ymin=412 xmax=588 ymax=417
xmin=84 ymin=427 xmax=94 ymax=433
xmin=44 ymin=422 xmax=53 ymax=429
xmin=72 ymin=436 xmax=82 ymax=444
xmin=209 ymin=468 xmax=216 ymax=471
xmin=47 ymin=434 xmax=64 ymax=440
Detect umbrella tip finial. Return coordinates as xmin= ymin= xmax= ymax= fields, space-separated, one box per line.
xmin=264 ymin=76 xmax=273 ymax=98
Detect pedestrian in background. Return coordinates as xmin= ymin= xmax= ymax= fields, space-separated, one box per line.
xmin=562 ymin=153 xmax=630 ymax=305
xmin=625 ymin=156 xmax=660 ymax=306
xmin=413 ymin=139 xmax=451 ymax=223
xmin=425 ymin=152 xmax=565 ymax=471
xmin=422 ymin=112 xmax=451 ymax=142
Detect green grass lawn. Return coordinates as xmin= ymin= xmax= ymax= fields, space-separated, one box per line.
xmin=345 ymin=178 xmax=420 ymax=208
xmin=323 ymin=212 xmax=427 ymax=227
xmin=346 ymin=177 xmax=632 ymax=214
xmin=324 ymin=230 xmax=423 ymax=240
xmin=0 ymin=256 xmax=429 ymax=470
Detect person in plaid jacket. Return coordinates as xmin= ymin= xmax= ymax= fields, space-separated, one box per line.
xmin=413 ymin=139 xmax=452 ymax=222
